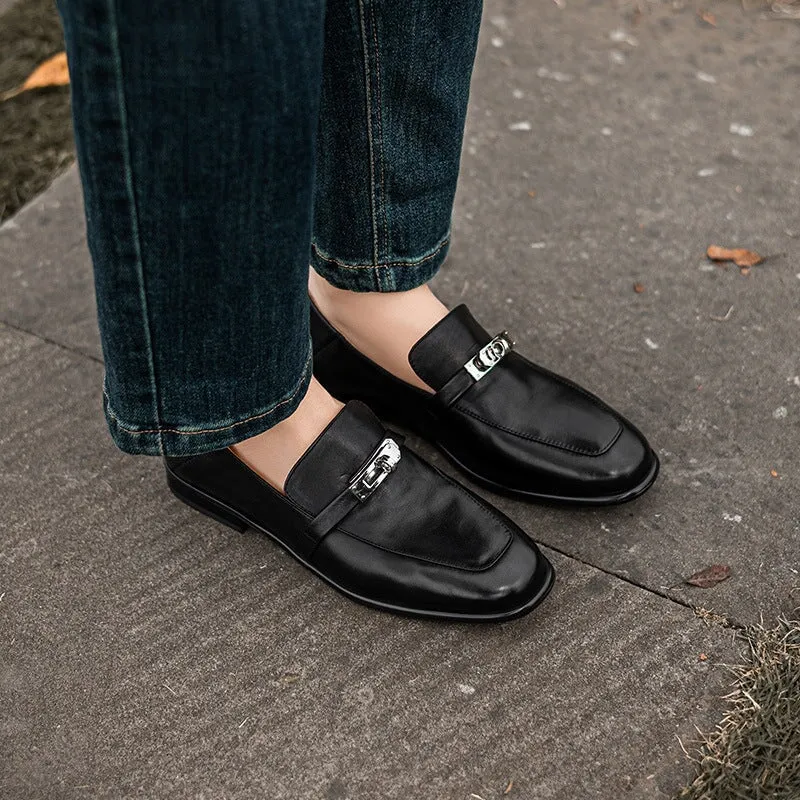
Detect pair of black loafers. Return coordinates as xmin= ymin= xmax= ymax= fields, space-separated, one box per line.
xmin=166 ymin=303 xmax=659 ymax=622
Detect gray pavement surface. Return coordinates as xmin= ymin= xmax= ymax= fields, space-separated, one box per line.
xmin=1 ymin=0 xmax=798 ymax=798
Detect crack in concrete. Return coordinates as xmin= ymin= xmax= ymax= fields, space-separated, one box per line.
xmin=540 ymin=541 xmax=743 ymax=631
xmin=0 ymin=318 xmax=102 ymax=365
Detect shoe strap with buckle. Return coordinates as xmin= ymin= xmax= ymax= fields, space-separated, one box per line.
xmin=437 ymin=332 xmax=514 ymax=407
xmin=308 ymin=434 xmax=404 ymax=541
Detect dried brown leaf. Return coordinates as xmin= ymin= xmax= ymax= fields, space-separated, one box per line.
xmin=633 ymin=283 xmax=646 ymax=294
xmin=707 ymin=245 xmax=764 ymax=268
xmin=700 ymin=10 xmax=717 ymax=25
xmin=685 ymin=564 xmax=731 ymax=588
xmin=1 ymin=52 xmax=70 ymax=102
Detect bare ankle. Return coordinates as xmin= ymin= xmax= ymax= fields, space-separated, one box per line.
xmin=229 ymin=377 xmax=343 ymax=493
xmin=308 ymin=270 xmax=447 ymax=392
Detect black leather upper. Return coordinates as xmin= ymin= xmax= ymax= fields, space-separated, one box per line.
xmin=285 ymin=402 xmax=510 ymax=571
xmin=311 ymin=303 xmax=659 ymax=504
xmin=165 ymin=401 xmax=553 ymax=619
xmin=409 ymin=307 xmax=623 ymax=455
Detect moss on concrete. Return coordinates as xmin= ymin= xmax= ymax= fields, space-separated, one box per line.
xmin=678 ymin=617 xmax=800 ymax=800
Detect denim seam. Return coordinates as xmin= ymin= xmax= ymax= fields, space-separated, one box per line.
xmin=310 ymin=232 xmax=449 ymax=270
xmin=367 ymin=1 xmax=390 ymax=270
xmin=104 ymin=349 xmax=312 ymax=437
xmin=356 ymin=0 xmax=380 ymax=278
xmin=107 ymin=0 xmax=163 ymax=454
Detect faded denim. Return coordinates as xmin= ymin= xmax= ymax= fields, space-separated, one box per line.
xmin=57 ymin=0 xmax=483 ymax=456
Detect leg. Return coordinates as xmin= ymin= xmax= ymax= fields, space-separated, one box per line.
xmin=308 ymin=0 xmax=483 ymax=390
xmin=311 ymin=0 xmax=482 ymax=291
xmin=59 ymin=0 xmax=554 ymax=619
xmin=58 ymin=0 xmax=328 ymax=459
xmin=308 ymin=0 xmax=658 ymax=505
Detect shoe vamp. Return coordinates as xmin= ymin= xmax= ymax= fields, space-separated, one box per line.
xmin=335 ymin=451 xmax=512 ymax=571
xmin=455 ymin=353 xmax=622 ymax=456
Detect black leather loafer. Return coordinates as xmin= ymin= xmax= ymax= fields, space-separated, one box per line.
xmin=311 ymin=304 xmax=659 ymax=506
xmin=165 ymin=401 xmax=554 ymax=621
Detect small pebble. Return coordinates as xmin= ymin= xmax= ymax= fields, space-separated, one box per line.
xmin=696 ymin=71 xmax=717 ymax=84
xmin=508 ymin=121 xmax=532 ymax=131
xmin=458 ymin=683 xmax=476 ymax=695
xmin=730 ymin=123 xmax=754 ymax=137
xmin=537 ymin=66 xmax=573 ymax=82
xmin=773 ymin=406 xmax=788 ymax=419
xmin=645 ymin=338 xmax=659 ymax=350
xmin=610 ymin=29 xmax=638 ymax=46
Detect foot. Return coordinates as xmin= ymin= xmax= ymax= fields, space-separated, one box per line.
xmin=310 ymin=302 xmax=659 ymax=506
xmin=166 ymin=401 xmax=554 ymax=620
xmin=229 ymin=377 xmax=342 ymax=493
xmin=308 ymin=270 xmax=447 ymax=393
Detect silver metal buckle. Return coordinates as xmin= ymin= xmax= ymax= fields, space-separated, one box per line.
xmin=464 ymin=332 xmax=514 ymax=381
xmin=349 ymin=437 xmax=402 ymax=501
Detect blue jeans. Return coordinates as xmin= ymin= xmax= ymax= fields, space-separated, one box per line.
xmin=57 ymin=0 xmax=482 ymax=456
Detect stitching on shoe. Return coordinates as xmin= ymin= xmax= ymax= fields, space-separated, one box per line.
xmin=455 ymin=404 xmax=624 ymax=456
xmin=333 ymin=457 xmax=514 ymax=573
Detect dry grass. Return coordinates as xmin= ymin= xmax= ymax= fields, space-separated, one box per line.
xmin=677 ymin=617 xmax=800 ymax=800
xmin=0 ymin=0 xmax=74 ymax=222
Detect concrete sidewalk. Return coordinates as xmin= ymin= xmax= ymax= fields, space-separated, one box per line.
xmin=1 ymin=1 xmax=798 ymax=798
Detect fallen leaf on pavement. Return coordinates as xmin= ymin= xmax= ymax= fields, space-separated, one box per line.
xmin=707 ymin=245 xmax=764 ymax=268
xmin=700 ymin=10 xmax=717 ymax=26
xmin=1 ymin=52 xmax=70 ymax=102
xmin=771 ymin=469 xmax=779 ymax=478
xmin=685 ymin=564 xmax=731 ymax=588
xmin=504 ymin=781 xmax=514 ymax=795
xmin=633 ymin=283 xmax=646 ymax=293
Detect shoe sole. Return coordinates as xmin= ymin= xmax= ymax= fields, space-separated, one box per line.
xmin=435 ymin=442 xmax=661 ymax=507
xmin=165 ymin=464 xmax=555 ymax=623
